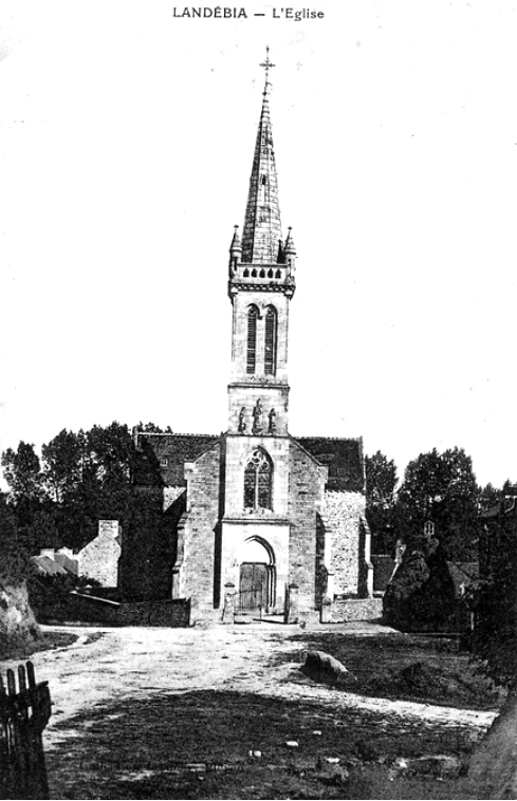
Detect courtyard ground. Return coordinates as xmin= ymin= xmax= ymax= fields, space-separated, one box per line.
xmin=0 ymin=622 xmax=502 ymax=799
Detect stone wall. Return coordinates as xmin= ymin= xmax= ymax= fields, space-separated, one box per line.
xmin=227 ymin=386 xmax=289 ymax=438
xmin=287 ymin=440 xmax=327 ymax=617
xmin=78 ymin=520 xmax=121 ymax=587
xmin=181 ymin=441 xmax=222 ymax=621
xmin=224 ymin=434 xmax=290 ymax=518
xmin=322 ymin=490 xmax=365 ymax=596
xmin=36 ymin=591 xmax=190 ymax=628
xmin=331 ymin=596 xmax=383 ymax=622
xmin=230 ymin=292 xmax=290 ymax=385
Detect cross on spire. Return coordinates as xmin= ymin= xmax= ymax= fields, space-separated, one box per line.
xmin=260 ymin=46 xmax=275 ymax=96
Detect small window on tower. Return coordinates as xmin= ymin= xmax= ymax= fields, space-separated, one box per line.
xmin=264 ymin=305 xmax=277 ymax=376
xmin=246 ymin=305 xmax=258 ymax=374
xmin=261 ymin=175 xmax=267 ymax=186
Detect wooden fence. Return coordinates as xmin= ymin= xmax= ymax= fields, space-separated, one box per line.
xmin=0 ymin=661 xmax=52 ymax=799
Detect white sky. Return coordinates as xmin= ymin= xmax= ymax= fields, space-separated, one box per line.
xmin=1 ymin=0 xmax=517 ymax=489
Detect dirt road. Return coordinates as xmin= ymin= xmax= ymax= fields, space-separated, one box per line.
xmin=15 ymin=624 xmax=496 ymax=745
xmin=2 ymin=624 xmax=499 ymax=798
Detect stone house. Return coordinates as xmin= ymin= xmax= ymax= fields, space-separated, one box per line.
xmin=119 ymin=57 xmax=375 ymax=624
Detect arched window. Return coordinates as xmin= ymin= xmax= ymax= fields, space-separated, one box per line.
xmin=244 ymin=449 xmax=273 ymax=510
xmin=264 ymin=305 xmax=277 ymax=375
xmin=246 ymin=306 xmax=258 ymax=374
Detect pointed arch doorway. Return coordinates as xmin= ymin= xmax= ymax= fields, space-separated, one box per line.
xmin=238 ymin=537 xmax=276 ymax=615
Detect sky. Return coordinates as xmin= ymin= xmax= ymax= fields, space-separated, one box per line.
xmin=1 ymin=0 xmax=517 ymax=489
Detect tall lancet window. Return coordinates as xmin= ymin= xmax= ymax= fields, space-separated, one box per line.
xmin=246 ymin=305 xmax=258 ymax=374
xmin=244 ymin=448 xmax=273 ymax=510
xmin=264 ymin=305 xmax=277 ymax=375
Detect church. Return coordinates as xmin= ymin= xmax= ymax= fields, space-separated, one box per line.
xmin=120 ymin=55 xmax=375 ymax=625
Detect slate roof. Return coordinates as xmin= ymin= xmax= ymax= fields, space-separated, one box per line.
xmin=32 ymin=555 xmax=70 ymax=577
xmin=295 ymin=437 xmax=365 ymax=492
xmin=55 ymin=552 xmax=79 ymax=575
xmin=134 ymin=433 xmax=219 ymax=487
xmin=134 ymin=432 xmax=365 ymax=492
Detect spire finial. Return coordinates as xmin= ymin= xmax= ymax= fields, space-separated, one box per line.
xmin=259 ymin=46 xmax=275 ymax=97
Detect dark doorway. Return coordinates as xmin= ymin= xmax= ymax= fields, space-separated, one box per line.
xmin=239 ymin=562 xmax=268 ymax=613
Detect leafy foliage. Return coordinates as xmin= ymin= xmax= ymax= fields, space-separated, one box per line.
xmin=1 ymin=442 xmax=43 ymax=501
xmin=365 ymin=451 xmax=398 ymax=554
xmin=2 ymin=421 xmax=135 ymax=554
xmin=396 ymin=447 xmax=480 ymax=560
xmin=383 ymin=535 xmax=456 ymax=630
xmin=0 ymin=493 xmax=30 ymax=582
xmin=467 ymin=488 xmax=517 ymax=689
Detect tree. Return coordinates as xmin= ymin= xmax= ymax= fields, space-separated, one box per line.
xmin=463 ymin=495 xmax=517 ymax=797
xmin=0 ymin=493 xmax=29 ymax=581
xmin=396 ymin=447 xmax=480 ymax=560
xmin=2 ymin=422 xmax=136 ymax=554
xmin=40 ymin=422 xmax=132 ymax=550
xmin=137 ymin=422 xmax=173 ymax=434
xmin=0 ymin=442 xmax=56 ymax=552
xmin=86 ymin=422 xmax=132 ymax=531
xmin=42 ymin=429 xmax=87 ymax=504
xmin=1 ymin=442 xmax=44 ymax=502
xmin=365 ymin=451 xmax=398 ymax=554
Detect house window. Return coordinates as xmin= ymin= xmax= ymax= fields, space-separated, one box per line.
xmin=246 ymin=306 xmax=258 ymax=374
xmin=244 ymin=449 xmax=273 ymax=510
xmin=264 ymin=305 xmax=277 ymax=375
xmin=160 ymin=458 xmax=168 ymax=467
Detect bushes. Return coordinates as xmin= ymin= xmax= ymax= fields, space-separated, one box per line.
xmin=383 ymin=535 xmax=456 ymax=631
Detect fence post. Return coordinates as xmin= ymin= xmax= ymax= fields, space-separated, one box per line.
xmin=284 ymin=583 xmax=299 ymax=624
xmin=0 ymin=661 xmax=51 ymax=800
xmin=222 ymin=582 xmax=236 ymax=624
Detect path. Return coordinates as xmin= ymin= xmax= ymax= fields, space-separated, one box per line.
xmin=4 ymin=623 xmax=495 ymax=750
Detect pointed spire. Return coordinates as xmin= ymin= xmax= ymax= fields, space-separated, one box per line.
xmin=241 ymin=49 xmax=282 ymax=264
xmin=229 ymin=225 xmax=242 ymax=254
xmin=284 ymin=227 xmax=296 ymax=258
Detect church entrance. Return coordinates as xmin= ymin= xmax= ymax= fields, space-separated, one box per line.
xmin=237 ymin=537 xmax=277 ymax=615
xmin=239 ymin=562 xmax=268 ymax=613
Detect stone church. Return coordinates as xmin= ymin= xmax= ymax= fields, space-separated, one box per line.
xmin=120 ymin=57 xmax=374 ymax=624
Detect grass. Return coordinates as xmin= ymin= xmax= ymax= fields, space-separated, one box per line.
xmin=0 ymin=629 xmax=79 ymax=662
xmin=45 ymin=688 xmax=482 ymax=799
xmin=279 ymin=631 xmax=503 ymax=710
xmin=42 ymin=631 xmax=500 ymax=799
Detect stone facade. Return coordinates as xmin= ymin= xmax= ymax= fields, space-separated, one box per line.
xmin=120 ymin=61 xmax=371 ymax=624
xmin=77 ymin=520 xmax=121 ymax=587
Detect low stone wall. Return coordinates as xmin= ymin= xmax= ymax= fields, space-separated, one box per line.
xmin=40 ymin=593 xmax=190 ymax=628
xmin=330 ymin=597 xmax=383 ymax=622
xmin=118 ymin=599 xmax=190 ymax=627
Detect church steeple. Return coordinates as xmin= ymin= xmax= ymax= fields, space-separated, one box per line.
xmin=227 ymin=51 xmax=296 ymax=438
xmin=241 ymin=48 xmax=282 ymax=264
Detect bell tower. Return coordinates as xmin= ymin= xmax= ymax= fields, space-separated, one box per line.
xmin=227 ymin=49 xmax=296 ymax=438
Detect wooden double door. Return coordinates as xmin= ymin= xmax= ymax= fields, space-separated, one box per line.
xmin=239 ymin=562 xmax=275 ymax=613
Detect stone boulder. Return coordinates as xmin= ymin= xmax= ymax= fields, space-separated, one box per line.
xmin=301 ymin=650 xmax=356 ymax=686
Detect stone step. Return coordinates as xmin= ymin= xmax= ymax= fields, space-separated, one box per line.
xmin=234 ymin=612 xmax=254 ymax=624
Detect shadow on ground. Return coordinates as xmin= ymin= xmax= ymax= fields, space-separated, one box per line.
xmin=45 ymin=689 xmax=481 ymax=799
